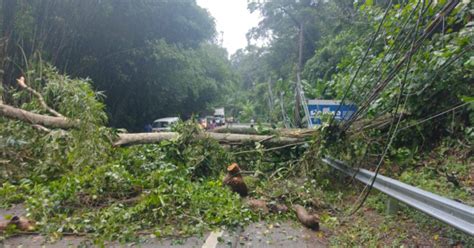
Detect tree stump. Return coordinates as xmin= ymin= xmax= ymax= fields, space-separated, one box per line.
xmin=223 ymin=163 xmax=248 ymax=197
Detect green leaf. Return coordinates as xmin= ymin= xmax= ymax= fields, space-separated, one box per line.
xmin=460 ymin=96 xmax=474 ymax=103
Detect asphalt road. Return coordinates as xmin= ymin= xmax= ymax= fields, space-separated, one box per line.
xmin=2 ymin=217 xmax=327 ymax=247
xmin=2 ymin=204 xmax=328 ymax=247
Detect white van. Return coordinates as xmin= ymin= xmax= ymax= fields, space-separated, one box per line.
xmin=152 ymin=117 xmax=179 ymax=132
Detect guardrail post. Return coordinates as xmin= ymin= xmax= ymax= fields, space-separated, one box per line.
xmin=386 ymin=197 xmax=399 ymax=215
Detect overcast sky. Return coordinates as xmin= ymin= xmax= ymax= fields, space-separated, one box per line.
xmin=196 ymin=0 xmax=260 ymax=55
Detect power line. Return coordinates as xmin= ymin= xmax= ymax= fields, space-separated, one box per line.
xmin=326 ymin=0 xmax=394 ymax=130
xmin=397 ymin=102 xmax=471 ymax=132
xmin=351 ymin=44 xmax=472 ymax=132
xmin=341 ymin=0 xmax=460 ymax=132
xmin=350 ymin=0 xmax=424 ymax=118
xmin=348 ymin=0 xmax=426 ymax=214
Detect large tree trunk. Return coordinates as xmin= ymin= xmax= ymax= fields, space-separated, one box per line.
xmin=115 ymin=132 xmax=302 ymax=147
xmin=1 ymin=101 xmax=399 ymax=147
xmin=209 ymin=126 xmax=259 ymax=135
xmin=1 ymin=103 xmax=304 ymax=146
xmin=114 ymin=132 xmax=178 ymax=146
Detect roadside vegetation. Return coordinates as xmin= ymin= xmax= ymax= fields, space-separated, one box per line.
xmin=0 ymin=0 xmax=472 ymax=246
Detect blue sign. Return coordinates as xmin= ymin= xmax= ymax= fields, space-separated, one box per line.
xmin=307 ymin=99 xmax=357 ymax=125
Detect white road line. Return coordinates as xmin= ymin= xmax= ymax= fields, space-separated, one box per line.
xmin=202 ymin=230 xmax=224 ymax=248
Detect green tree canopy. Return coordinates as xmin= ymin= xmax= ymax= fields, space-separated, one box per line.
xmin=2 ymin=0 xmax=236 ymax=130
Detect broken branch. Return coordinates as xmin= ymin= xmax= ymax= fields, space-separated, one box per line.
xmin=17 ymin=76 xmax=63 ymax=117
xmin=0 ymin=103 xmax=77 ymax=129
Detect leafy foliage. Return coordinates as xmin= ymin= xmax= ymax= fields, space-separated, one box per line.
xmin=2 ymin=0 xmax=237 ymax=130
xmin=1 ymin=0 xmax=473 ymax=246
xmin=1 ymin=63 xmax=112 ymax=182
xmin=0 ymin=68 xmax=254 ymax=241
xmin=22 ymin=144 xmax=254 ymax=242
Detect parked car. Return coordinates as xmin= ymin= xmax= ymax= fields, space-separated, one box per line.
xmin=152 ymin=117 xmax=179 ymax=132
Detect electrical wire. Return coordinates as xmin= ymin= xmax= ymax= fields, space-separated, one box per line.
xmin=397 ymin=102 xmax=471 ymax=132
xmin=347 ymin=0 xmax=426 ymax=125
xmin=326 ymin=0 xmax=394 ymax=130
xmin=353 ymin=0 xmax=424 ymax=108
xmin=341 ymin=0 xmax=459 ymax=132
xmin=348 ymin=0 xmax=426 ymax=215
xmin=342 ymin=13 xmax=431 ymax=180
xmin=350 ymin=42 xmax=471 ymax=134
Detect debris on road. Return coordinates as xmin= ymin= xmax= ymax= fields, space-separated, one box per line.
xmin=293 ymin=204 xmax=319 ymax=231
xmin=223 ymin=163 xmax=248 ymax=197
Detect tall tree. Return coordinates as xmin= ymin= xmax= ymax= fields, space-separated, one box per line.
xmin=2 ymin=0 xmax=238 ymax=130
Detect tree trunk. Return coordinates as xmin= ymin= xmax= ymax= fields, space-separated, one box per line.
xmin=0 ymin=103 xmax=77 ymax=128
xmin=114 ymin=132 xmax=178 ymax=146
xmin=0 ymin=103 xmax=303 ymax=146
xmin=115 ymin=132 xmax=302 ymax=147
xmin=209 ymin=126 xmax=259 ymax=135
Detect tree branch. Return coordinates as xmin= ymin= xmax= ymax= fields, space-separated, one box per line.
xmin=0 ymin=103 xmax=77 ymax=128
xmin=17 ymin=76 xmax=63 ymax=117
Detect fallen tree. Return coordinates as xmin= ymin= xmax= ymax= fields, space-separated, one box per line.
xmin=2 ymin=99 xmax=398 ymax=147
xmin=0 ymin=77 xmax=305 ymax=147
xmin=209 ymin=125 xmax=259 ymax=135
xmin=2 ymin=98 xmax=399 ymax=147
xmin=1 ymin=102 xmax=303 ymax=146
xmin=115 ymin=132 xmax=301 ymax=146
xmin=2 ymin=76 xmax=396 ymax=147
xmin=210 ymin=125 xmax=320 ymax=139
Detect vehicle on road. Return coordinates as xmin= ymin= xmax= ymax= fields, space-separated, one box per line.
xmin=204 ymin=116 xmax=216 ymax=130
xmin=214 ymin=107 xmax=225 ymax=126
xmin=152 ymin=117 xmax=179 ymax=132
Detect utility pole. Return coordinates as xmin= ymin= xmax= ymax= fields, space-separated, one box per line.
xmin=294 ymin=22 xmax=312 ymax=128
xmin=280 ymin=5 xmax=312 ymax=128
xmin=267 ymin=77 xmax=275 ymax=123
xmin=280 ymin=92 xmax=290 ymax=129
xmin=295 ymin=20 xmax=314 ymax=128
xmin=293 ymin=22 xmax=304 ymax=128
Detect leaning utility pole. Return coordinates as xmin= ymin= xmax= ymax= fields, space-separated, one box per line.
xmin=294 ymin=22 xmax=312 ymax=128
xmin=267 ymin=76 xmax=275 ymax=123
xmin=293 ymin=23 xmax=304 ymax=128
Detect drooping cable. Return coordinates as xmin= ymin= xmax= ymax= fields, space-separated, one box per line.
xmin=326 ymin=0 xmax=394 ymax=131
xmin=341 ymin=0 xmax=459 ymax=132
xmin=348 ymin=0 xmax=426 ymax=215
xmin=348 ymin=0 xmax=425 ymax=124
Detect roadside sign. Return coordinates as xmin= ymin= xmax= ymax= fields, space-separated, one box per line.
xmin=307 ymin=99 xmax=357 ymax=125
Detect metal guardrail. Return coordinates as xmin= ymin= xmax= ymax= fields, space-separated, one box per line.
xmin=322 ymin=157 xmax=474 ymax=236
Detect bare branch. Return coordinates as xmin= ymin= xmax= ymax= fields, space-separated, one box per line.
xmin=0 ymin=103 xmax=77 ymax=129
xmin=17 ymin=76 xmax=63 ymax=117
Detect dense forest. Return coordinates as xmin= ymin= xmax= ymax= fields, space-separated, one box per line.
xmin=1 ymin=0 xmax=237 ymax=130
xmin=0 ymin=0 xmax=473 ymax=246
xmin=233 ymin=0 xmax=472 ymax=136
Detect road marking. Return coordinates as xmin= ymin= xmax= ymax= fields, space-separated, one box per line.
xmin=202 ymin=230 xmax=224 ymax=248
